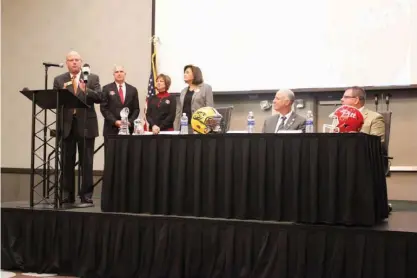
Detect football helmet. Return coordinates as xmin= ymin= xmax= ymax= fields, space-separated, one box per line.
xmin=191 ymin=107 xmax=223 ymax=134
xmin=323 ymin=105 xmax=364 ymax=133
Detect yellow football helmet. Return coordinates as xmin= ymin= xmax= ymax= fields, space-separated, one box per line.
xmin=191 ymin=107 xmax=223 ymax=134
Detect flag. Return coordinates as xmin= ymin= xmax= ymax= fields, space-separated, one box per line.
xmin=144 ymin=49 xmax=157 ymax=131
xmin=147 ymin=69 xmax=156 ymax=100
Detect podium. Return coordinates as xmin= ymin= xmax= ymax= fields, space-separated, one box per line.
xmin=20 ymin=88 xmax=89 ymax=209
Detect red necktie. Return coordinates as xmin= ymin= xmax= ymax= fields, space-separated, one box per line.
xmin=118 ymin=85 xmax=124 ymax=104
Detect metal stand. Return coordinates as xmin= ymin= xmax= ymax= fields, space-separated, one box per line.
xmin=27 ymin=89 xmax=64 ymax=209
xmin=76 ymin=79 xmax=94 ymax=208
xmin=21 ymin=86 xmax=89 ymax=210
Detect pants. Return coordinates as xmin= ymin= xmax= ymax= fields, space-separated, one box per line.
xmin=63 ymin=117 xmax=95 ymax=200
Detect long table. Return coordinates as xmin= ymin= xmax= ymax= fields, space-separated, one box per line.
xmin=101 ymin=133 xmax=389 ymax=226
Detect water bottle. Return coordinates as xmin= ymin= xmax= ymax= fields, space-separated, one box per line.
xmin=180 ymin=113 xmax=189 ymax=134
xmin=305 ymin=110 xmax=314 ymax=133
xmin=247 ymin=111 xmax=255 ymax=133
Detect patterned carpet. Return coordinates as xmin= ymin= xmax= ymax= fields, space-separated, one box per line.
xmin=1 ymin=271 xmax=76 ymax=278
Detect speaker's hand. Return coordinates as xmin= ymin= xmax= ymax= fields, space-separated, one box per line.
xmin=79 ymin=79 xmax=86 ymax=93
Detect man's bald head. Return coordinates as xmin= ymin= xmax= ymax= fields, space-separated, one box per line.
xmin=65 ymin=50 xmax=82 ymax=75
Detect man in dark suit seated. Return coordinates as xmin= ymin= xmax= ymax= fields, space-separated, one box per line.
xmin=262 ymin=89 xmax=306 ymax=133
xmin=53 ymin=50 xmax=102 ymax=205
xmin=100 ymin=65 xmax=140 ymax=152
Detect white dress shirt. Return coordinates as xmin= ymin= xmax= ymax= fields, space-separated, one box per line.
xmin=274 ymin=111 xmax=293 ymax=133
xmin=116 ymin=82 xmax=126 ymax=100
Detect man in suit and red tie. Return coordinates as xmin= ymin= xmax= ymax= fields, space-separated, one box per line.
xmin=53 ymin=50 xmax=102 ymax=206
xmin=100 ymin=65 xmax=140 ymax=151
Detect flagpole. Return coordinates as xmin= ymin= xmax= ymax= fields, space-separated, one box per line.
xmin=151 ymin=35 xmax=159 ymax=89
xmin=144 ymin=35 xmax=160 ymax=131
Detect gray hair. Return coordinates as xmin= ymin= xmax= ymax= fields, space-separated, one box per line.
xmin=66 ymin=50 xmax=82 ymax=61
xmin=113 ymin=65 xmax=125 ymax=73
xmin=277 ymin=89 xmax=295 ymax=102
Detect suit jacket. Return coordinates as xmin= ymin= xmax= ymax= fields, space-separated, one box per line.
xmin=53 ymin=72 xmax=102 ymax=139
xmin=360 ymin=107 xmax=385 ymax=143
xmin=100 ymin=82 xmax=140 ymax=136
xmin=146 ymin=93 xmax=176 ymax=130
xmin=174 ymin=83 xmax=214 ymax=130
xmin=262 ymin=112 xmax=306 ymax=133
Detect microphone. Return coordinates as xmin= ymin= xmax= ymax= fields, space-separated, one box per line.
xmin=43 ymin=62 xmax=64 ymax=68
xmin=385 ymin=93 xmax=391 ymax=111
xmin=82 ymin=64 xmax=91 ymax=82
xmin=374 ymin=94 xmax=379 ymax=111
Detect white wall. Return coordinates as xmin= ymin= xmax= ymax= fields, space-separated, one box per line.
xmin=1 ymin=0 xmax=152 ymax=169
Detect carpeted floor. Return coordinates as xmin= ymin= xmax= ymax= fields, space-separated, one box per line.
xmin=389 ymin=200 xmax=417 ymax=211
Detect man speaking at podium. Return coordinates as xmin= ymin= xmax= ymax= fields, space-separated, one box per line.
xmin=53 ymin=50 xmax=102 ymax=205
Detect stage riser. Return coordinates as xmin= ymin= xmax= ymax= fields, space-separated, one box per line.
xmin=2 ymin=208 xmax=417 ymax=278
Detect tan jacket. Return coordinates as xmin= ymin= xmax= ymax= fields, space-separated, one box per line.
xmin=174 ymin=83 xmax=214 ymax=130
xmin=360 ymin=107 xmax=385 ymax=143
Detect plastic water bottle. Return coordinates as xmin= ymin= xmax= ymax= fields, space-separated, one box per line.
xmin=247 ymin=111 xmax=255 ymax=133
xmin=180 ymin=113 xmax=189 ymax=134
xmin=305 ymin=110 xmax=314 ymax=133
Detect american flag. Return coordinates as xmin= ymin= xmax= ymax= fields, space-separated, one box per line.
xmin=147 ymin=70 xmax=156 ymax=100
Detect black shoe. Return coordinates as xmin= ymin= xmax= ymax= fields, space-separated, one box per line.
xmin=61 ymin=197 xmax=75 ymax=204
xmin=76 ymin=196 xmax=94 ymax=208
xmin=62 ymin=192 xmax=75 ymax=204
xmin=81 ymin=196 xmax=93 ymax=204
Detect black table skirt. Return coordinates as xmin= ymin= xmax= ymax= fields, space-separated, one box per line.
xmin=2 ymin=208 xmax=416 ymax=278
xmin=101 ymin=133 xmax=389 ymax=226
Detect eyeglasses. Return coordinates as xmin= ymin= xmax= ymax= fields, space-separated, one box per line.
xmin=342 ymin=95 xmax=358 ymax=99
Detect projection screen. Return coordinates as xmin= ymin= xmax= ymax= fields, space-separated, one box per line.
xmin=155 ymin=0 xmax=414 ymax=93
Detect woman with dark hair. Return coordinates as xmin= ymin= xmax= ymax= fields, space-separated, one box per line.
xmin=146 ymin=74 xmax=177 ymax=134
xmin=174 ymin=65 xmax=214 ymax=132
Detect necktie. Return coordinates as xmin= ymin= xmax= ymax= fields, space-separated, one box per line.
xmin=276 ymin=116 xmax=286 ymax=132
xmin=72 ymin=76 xmax=77 ymax=114
xmin=118 ymin=85 xmax=124 ymax=104
xmin=72 ymin=75 xmax=77 ymax=94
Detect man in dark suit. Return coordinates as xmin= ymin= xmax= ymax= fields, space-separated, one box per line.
xmin=262 ymin=89 xmax=306 ymax=133
xmin=53 ymin=50 xmax=102 ymax=205
xmin=100 ymin=65 xmax=140 ymax=150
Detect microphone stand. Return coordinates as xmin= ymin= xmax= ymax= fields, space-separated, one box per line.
xmin=78 ymin=74 xmax=91 ymax=207
xmin=43 ymin=65 xmax=50 ymax=200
